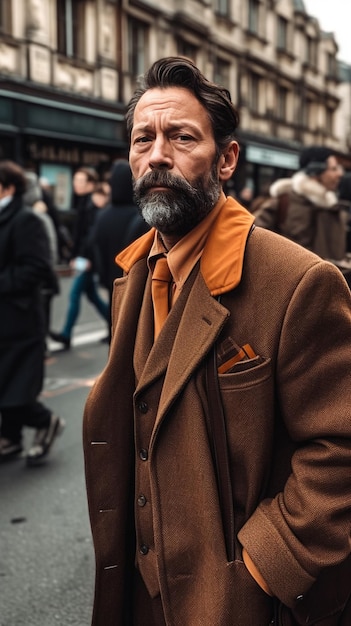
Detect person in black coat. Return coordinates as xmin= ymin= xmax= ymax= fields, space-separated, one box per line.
xmin=0 ymin=161 xmax=65 ymax=465
xmin=49 ymin=167 xmax=110 ymax=349
xmin=91 ymin=159 xmax=150 ymax=329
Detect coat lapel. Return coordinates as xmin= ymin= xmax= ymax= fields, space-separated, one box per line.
xmin=135 ymin=265 xmax=229 ymax=434
xmin=157 ymin=272 xmax=229 ymax=425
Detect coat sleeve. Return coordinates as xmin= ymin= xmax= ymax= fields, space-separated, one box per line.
xmin=238 ymin=261 xmax=351 ymax=607
xmin=0 ymin=209 xmax=52 ymax=295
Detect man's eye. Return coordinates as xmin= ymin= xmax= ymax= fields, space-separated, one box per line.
xmin=135 ymin=136 xmax=151 ymax=144
xmin=176 ymin=134 xmax=193 ymax=141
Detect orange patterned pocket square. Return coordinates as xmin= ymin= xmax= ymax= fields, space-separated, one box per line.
xmin=217 ymin=337 xmax=259 ymax=374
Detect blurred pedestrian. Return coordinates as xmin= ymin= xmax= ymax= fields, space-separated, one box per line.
xmin=90 ymin=159 xmax=150 ymax=338
xmin=50 ymin=167 xmax=110 ymax=349
xmin=237 ymin=185 xmax=253 ymax=210
xmin=24 ymin=172 xmax=60 ymax=354
xmin=91 ymin=181 xmax=110 ymax=210
xmin=0 ymin=160 xmax=65 ymax=465
xmin=39 ymin=176 xmax=73 ymax=263
xmin=255 ymin=146 xmax=347 ymax=262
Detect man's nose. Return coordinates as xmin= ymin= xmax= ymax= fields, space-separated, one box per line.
xmin=149 ymin=137 xmax=173 ymax=169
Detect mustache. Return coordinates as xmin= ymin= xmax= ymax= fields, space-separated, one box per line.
xmin=133 ymin=171 xmax=196 ymax=195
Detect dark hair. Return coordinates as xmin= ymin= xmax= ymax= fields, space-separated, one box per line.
xmin=125 ymin=56 xmax=240 ymax=153
xmin=93 ymin=183 xmax=109 ymax=195
xmin=74 ymin=167 xmax=99 ymax=184
xmin=299 ymin=146 xmax=334 ymax=172
xmin=0 ymin=160 xmax=27 ymax=196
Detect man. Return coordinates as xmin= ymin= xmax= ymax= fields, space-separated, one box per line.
xmin=50 ymin=167 xmax=109 ymax=349
xmin=254 ymin=146 xmax=347 ymax=262
xmin=0 ymin=160 xmax=65 ymax=465
xmin=83 ymin=58 xmax=351 ymax=625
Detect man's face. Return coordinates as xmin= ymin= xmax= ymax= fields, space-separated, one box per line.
xmin=319 ymin=156 xmax=343 ymax=191
xmin=129 ymin=87 xmax=225 ymax=236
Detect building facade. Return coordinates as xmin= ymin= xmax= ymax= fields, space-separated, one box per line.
xmin=0 ymin=0 xmax=348 ymax=209
xmin=0 ymin=0 xmax=126 ymax=211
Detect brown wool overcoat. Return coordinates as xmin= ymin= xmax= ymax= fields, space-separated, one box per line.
xmin=83 ymin=198 xmax=351 ymax=626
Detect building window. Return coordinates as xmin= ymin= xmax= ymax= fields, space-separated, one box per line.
xmin=249 ymin=72 xmax=260 ymax=113
xmin=306 ymin=35 xmax=317 ymax=68
xmin=213 ymin=57 xmax=230 ymax=91
xmin=326 ymin=108 xmax=334 ymax=135
xmin=248 ymin=0 xmax=260 ymax=35
xmin=277 ymin=86 xmax=287 ymax=120
xmin=0 ymin=0 xmax=11 ymax=34
xmin=214 ymin=0 xmax=230 ymax=18
xmin=326 ymin=52 xmax=337 ymax=78
xmin=57 ymin=0 xmax=85 ymax=58
xmin=302 ymin=98 xmax=313 ymax=128
xmin=128 ymin=19 xmax=148 ymax=79
xmin=177 ymin=39 xmax=197 ymax=62
xmin=277 ymin=15 xmax=288 ymax=52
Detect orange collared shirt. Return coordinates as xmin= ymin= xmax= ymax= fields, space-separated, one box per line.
xmin=148 ymin=192 xmax=227 ymax=306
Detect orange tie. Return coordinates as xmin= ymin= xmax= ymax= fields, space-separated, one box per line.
xmin=151 ymin=255 xmax=172 ymax=340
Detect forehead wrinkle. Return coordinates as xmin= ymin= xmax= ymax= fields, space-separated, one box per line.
xmin=133 ymin=87 xmax=213 ymax=133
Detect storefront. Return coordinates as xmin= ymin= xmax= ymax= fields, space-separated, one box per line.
xmin=228 ymin=134 xmax=301 ymax=201
xmin=0 ymin=87 xmax=128 ymax=213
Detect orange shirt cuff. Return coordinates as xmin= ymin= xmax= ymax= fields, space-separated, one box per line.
xmin=242 ymin=548 xmax=274 ymax=597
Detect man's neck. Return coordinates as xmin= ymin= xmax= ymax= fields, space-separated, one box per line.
xmin=158 ymin=232 xmax=182 ymax=251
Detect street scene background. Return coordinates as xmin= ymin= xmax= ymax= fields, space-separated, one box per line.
xmin=0 ymin=274 xmax=110 ymax=626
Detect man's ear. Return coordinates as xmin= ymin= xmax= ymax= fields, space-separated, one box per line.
xmin=218 ymin=141 xmax=239 ymax=181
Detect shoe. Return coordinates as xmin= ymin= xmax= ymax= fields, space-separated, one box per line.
xmin=49 ymin=331 xmax=71 ymax=350
xmin=0 ymin=437 xmax=23 ymax=461
xmin=26 ymin=415 xmax=65 ymax=467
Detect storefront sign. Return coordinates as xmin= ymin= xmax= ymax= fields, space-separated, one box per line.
xmin=26 ymin=140 xmax=112 ymax=165
xmin=246 ymin=144 xmax=299 ymax=169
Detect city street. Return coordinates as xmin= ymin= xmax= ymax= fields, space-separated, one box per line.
xmin=0 ymin=274 xmax=110 ymax=626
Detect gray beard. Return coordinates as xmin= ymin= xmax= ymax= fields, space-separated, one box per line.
xmin=133 ymin=166 xmax=221 ymax=236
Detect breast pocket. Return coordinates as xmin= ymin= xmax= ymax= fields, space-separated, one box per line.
xmin=218 ymin=356 xmax=273 ymax=451
xmin=219 ymin=354 xmax=272 ymax=388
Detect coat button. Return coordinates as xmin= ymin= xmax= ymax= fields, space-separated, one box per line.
xmin=139 ymin=449 xmax=148 ymax=461
xmin=137 ymin=494 xmax=147 ymax=507
xmin=140 ymin=544 xmax=149 ymax=555
xmin=296 ymin=595 xmax=304 ymax=602
xmin=138 ymin=401 xmax=148 ymax=414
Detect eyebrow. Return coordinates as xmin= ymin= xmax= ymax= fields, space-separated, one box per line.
xmin=132 ymin=121 xmax=202 ymax=136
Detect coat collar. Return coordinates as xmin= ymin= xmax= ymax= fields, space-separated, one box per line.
xmin=291 ymin=171 xmax=338 ymax=208
xmin=270 ymin=171 xmax=339 ymax=209
xmin=116 ymin=196 xmax=254 ymax=297
xmin=0 ymin=196 xmax=22 ymax=225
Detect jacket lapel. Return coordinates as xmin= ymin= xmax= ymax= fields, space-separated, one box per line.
xmin=135 ymin=266 xmax=229 ymax=434
xmin=157 ymin=272 xmax=229 ymax=425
